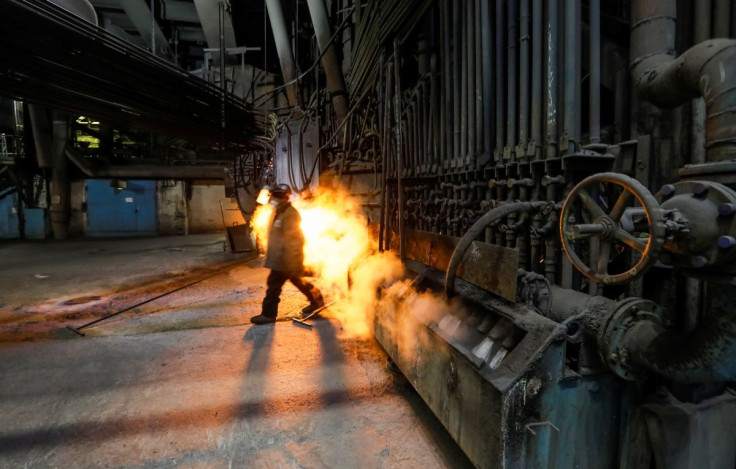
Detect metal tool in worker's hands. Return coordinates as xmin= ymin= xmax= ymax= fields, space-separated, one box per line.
xmin=291 ymin=300 xmax=336 ymax=327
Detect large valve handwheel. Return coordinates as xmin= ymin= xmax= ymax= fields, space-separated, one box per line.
xmin=559 ymin=172 xmax=665 ymax=285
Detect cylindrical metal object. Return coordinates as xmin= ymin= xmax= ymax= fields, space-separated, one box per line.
xmin=481 ymin=0 xmax=493 ymax=162
xmin=589 ymin=0 xmax=601 ymax=143
xmin=265 ymin=0 xmax=299 ymax=106
xmin=563 ymin=0 xmax=580 ymax=152
xmin=394 ymin=41 xmax=405 ymax=260
xmin=453 ymin=0 xmax=462 ymax=163
xmin=495 ymin=0 xmax=506 ymax=160
xmin=530 ymin=0 xmax=542 ymax=159
xmin=507 ymin=0 xmax=518 ymax=158
xmin=519 ymin=0 xmax=530 ymax=153
xmin=545 ymin=0 xmax=559 ymax=159
xmin=306 ymin=0 xmax=349 ymax=122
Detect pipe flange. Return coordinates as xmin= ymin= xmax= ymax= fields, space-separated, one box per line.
xmin=597 ymin=298 xmax=663 ymax=381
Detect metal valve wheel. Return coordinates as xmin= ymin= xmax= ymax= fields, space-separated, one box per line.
xmin=559 ymin=172 xmax=665 ymax=285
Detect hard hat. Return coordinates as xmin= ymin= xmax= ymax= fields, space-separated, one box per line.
xmin=270 ymin=184 xmax=292 ymax=198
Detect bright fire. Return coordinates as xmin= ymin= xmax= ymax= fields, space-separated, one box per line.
xmin=250 ymin=188 xmax=404 ymax=336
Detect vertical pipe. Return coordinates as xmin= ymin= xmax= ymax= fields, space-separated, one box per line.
xmin=531 ymin=0 xmax=542 ymax=159
xmin=50 ymin=112 xmax=70 ymax=240
xmin=474 ymin=0 xmax=484 ymax=163
xmin=466 ymin=0 xmax=476 ymax=168
xmin=460 ymin=0 xmax=469 ymax=166
xmin=151 ymin=0 xmax=156 ymax=56
xmin=219 ymin=2 xmax=225 ymax=91
xmin=713 ymin=0 xmax=730 ymax=38
xmin=563 ymin=0 xmax=580 ymax=152
xmin=306 ymin=0 xmax=349 ymax=123
xmin=692 ymin=0 xmax=711 ymax=165
xmin=519 ymin=0 xmax=530 ymax=155
xmin=589 ymin=0 xmax=601 ymax=143
xmin=546 ymin=0 xmax=559 ymax=158
xmin=394 ymin=41 xmax=405 ymax=261
xmin=496 ymin=0 xmax=506 ymax=159
xmin=265 ymin=0 xmax=299 ymax=106
xmin=481 ymin=0 xmax=493 ymax=162
xmin=507 ymin=0 xmax=518 ymax=160
xmin=442 ymin=0 xmax=452 ymax=166
xmin=453 ymin=0 xmax=462 ymax=163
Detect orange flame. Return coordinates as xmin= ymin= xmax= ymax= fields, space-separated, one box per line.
xmin=250 ymin=188 xmax=404 ymax=336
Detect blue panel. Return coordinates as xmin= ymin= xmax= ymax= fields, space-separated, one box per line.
xmin=0 ymin=195 xmax=20 ymax=239
xmin=0 ymin=196 xmax=46 ymax=239
xmin=86 ymin=180 xmax=157 ymax=236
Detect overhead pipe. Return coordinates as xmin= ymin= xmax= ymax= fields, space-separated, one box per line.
xmin=495 ymin=0 xmax=506 ymax=161
xmin=66 ymin=147 xmax=231 ymax=181
xmin=306 ymin=0 xmax=349 ymax=124
xmin=631 ymin=0 xmax=736 ymax=162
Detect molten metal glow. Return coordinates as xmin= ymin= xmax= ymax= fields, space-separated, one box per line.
xmin=250 ymin=188 xmax=404 ymax=336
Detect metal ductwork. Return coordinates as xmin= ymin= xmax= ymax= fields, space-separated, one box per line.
xmin=306 ymin=0 xmax=349 ymax=123
xmin=47 ymin=0 xmax=97 ymax=25
xmin=631 ymin=0 xmax=736 ymax=162
xmin=265 ymin=0 xmax=299 ymax=106
xmin=66 ymin=148 xmax=231 ymax=183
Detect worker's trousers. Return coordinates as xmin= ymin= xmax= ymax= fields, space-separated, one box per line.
xmin=261 ymin=269 xmax=323 ymax=318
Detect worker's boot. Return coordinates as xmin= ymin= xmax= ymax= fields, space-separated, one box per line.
xmin=252 ymin=298 xmax=279 ymax=325
xmin=301 ymin=287 xmax=325 ymax=316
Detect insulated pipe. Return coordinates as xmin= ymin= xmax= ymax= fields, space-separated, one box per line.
xmin=507 ymin=0 xmax=518 ymax=159
xmin=530 ymin=0 xmax=542 ymax=159
xmin=445 ymin=201 xmax=548 ymax=296
xmin=631 ymin=0 xmax=736 ymax=161
xmin=481 ymin=0 xmax=493 ymax=162
xmin=265 ymin=0 xmax=299 ymax=106
xmin=589 ymin=0 xmax=600 ymax=143
xmin=453 ymin=0 xmax=462 ymax=162
xmin=466 ymin=0 xmax=476 ymax=167
xmin=66 ymin=148 xmax=231 ymax=181
xmin=519 ymin=0 xmax=530 ymax=154
xmin=306 ymin=0 xmax=349 ymax=123
xmin=460 ymin=0 xmax=469 ymax=165
xmin=495 ymin=0 xmax=505 ymax=160
xmin=545 ymin=0 xmax=559 ymax=159
xmin=563 ymin=0 xmax=580 ymax=152
xmin=474 ymin=0 xmax=483 ymax=163
xmin=691 ymin=0 xmax=711 ymax=165
xmin=624 ymin=283 xmax=736 ymax=382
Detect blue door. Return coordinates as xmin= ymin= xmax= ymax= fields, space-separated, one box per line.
xmin=86 ymin=180 xmax=156 ymax=236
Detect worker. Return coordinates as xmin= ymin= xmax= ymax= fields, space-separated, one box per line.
xmin=251 ymin=184 xmax=324 ymax=325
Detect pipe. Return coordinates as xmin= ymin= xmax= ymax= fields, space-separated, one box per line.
xmin=495 ymin=0 xmax=505 ymax=161
xmin=66 ymin=148 xmax=231 ymax=181
xmin=589 ymin=0 xmax=600 ymax=143
xmin=474 ymin=0 xmax=483 ymax=164
xmin=713 ymin=0 xmax=731 ymax=38
xmin=631 ymin=0 xmax=736 ymax=161
xmin=519 ymin=0 xmax=530 ymax=155
xmin=625 ymin=283 xmax=736 ymax=382
xmin=265 ymin=0 xmax=299 ymax=106
xmin=442 ymin=0 xmax=452 ymax=165
xmin=393 ymin=40 xmax=405 ymax=260
xmin=481 ymin=0 xmax=493 ymax=162
xmin=460 ymin=0 xmax=469 ymax=165
xmin=453 ymin=0 xmax=462 ymax=163
xmin=306 ymin=0 xmax=349 ymax=123
xmin=466 ymin=0 xmax=476 ymax=168
xmin=445 ymin=201 xmax=547 ymax=296
xmin=563 ymin=0 xmax=580 ymax=152
xmin=691 ymin=0 xmax=711 ymax=165
xmin=545 ymin=0 xmax=559 ymax=159
xmin=530 ymin=0 xmax=542 ymax=159
xmin=507 ymin=0 xmax=518 ymax=160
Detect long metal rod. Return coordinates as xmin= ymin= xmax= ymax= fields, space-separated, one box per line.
xmin=460 ymin=0 xmax=469 ymax=166
xmin=563 ymin=0 xmax=580 ymax=152
xmin=531 ymin=0 xmax=542 ymax=159
xmin=589 ymin=0 xmax=600 ymax=143
xmin=265 ymin=0 xmax=299 ymax=105
xmin=507 ymin=0 xmax=518 ymax=159
xmin=519 ymin=0 xmax=530 ymax=155
xmin=481 ymin=0 xmax=493 ymax=163
xmin=546 ymin=0 xmax=559 ymax=159
xmin=466 ymin=0 xmax=476 ymax=168
xmin=442 ymin=0 xmax=451 ymax=166
xmin=393 ymin=40 xmax=405 ymax=260
xmin=495 ymin=0 xmax=506 ymax=159
xmin=453 ymin=0 xmax=462 ymax=164
xmin=474 ymin=0 xmax=483 ymax=164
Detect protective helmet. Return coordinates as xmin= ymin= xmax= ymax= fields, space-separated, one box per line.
xmin=270 ymin=183 xmax=292 ymax=198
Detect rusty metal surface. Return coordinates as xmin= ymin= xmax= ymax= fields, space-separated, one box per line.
xmin=395 ymin=229 xmax=518 ymax=301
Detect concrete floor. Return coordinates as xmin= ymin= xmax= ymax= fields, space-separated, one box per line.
xmin=0 ymin=234 xmax=473 ymax=468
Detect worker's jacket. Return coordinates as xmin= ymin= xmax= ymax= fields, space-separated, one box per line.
xmin=265 ymin=202 xmax=305 ymax=274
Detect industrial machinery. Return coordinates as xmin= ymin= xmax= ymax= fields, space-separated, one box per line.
xmin=1 ymin=0 xmax=735 ymax=467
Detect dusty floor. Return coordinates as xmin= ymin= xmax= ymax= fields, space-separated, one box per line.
xmin=0 ymin=234 xmax=473 ymax=468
